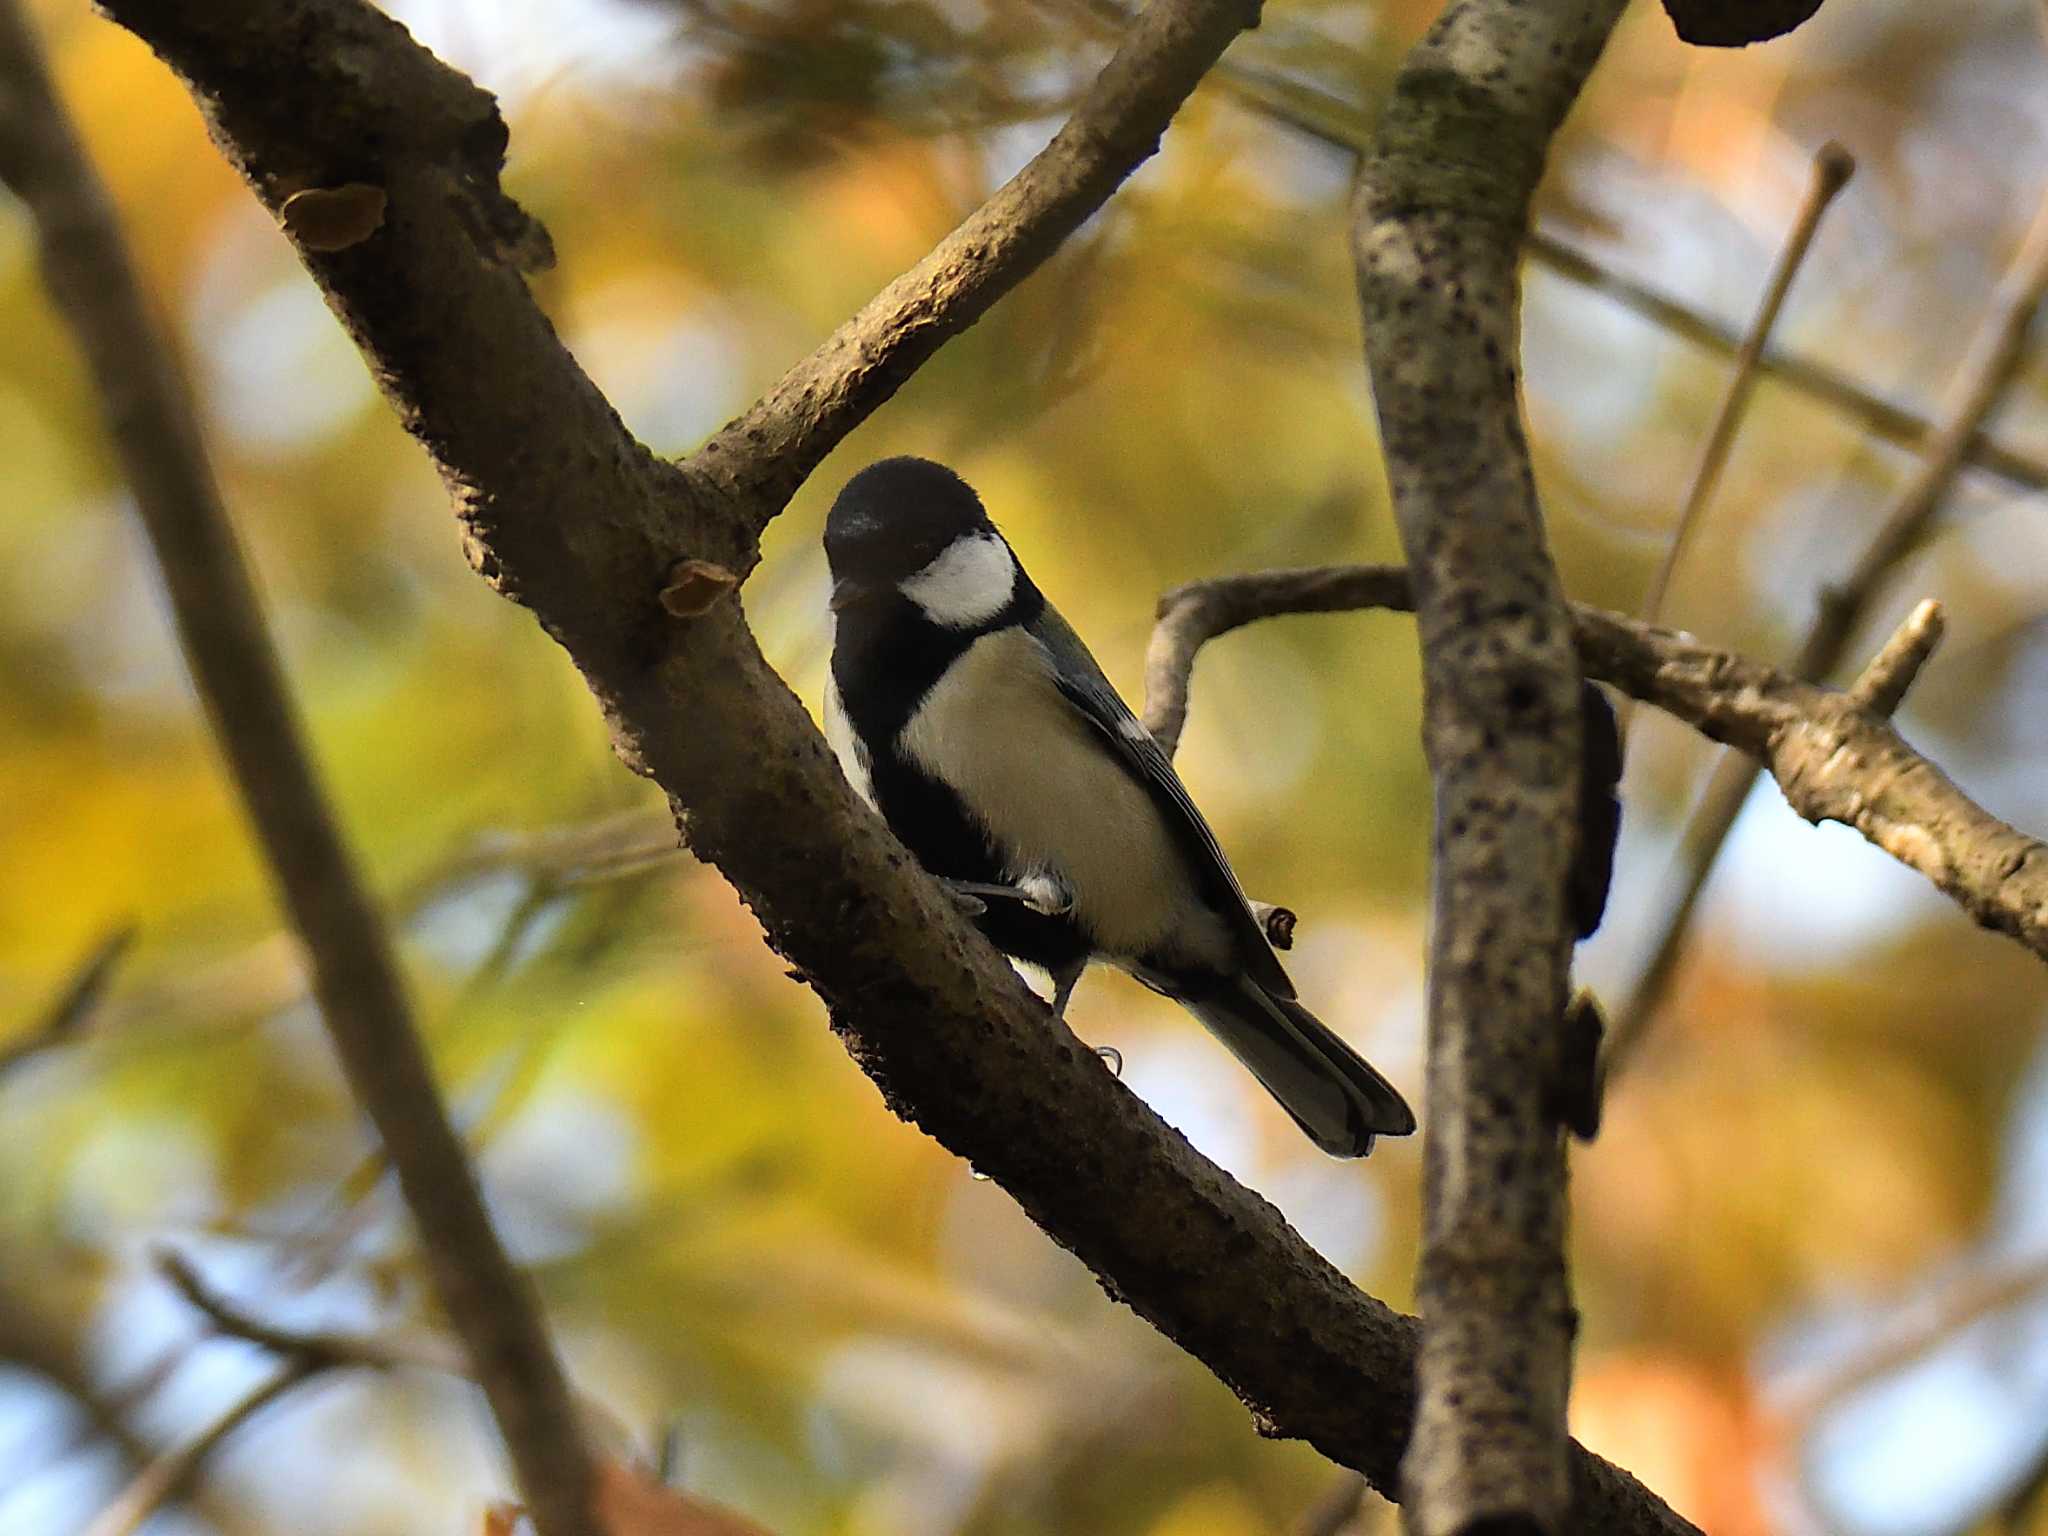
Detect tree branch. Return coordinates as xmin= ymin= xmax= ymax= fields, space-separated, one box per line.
xmin=690 ymin=0 xmax=1265 ymax=525
xmin=1046 ymin=0 xmax=2048 ymax=499
xmin=85 ymin=2 xmax=1696 ymax=1532
xmin=1351 ymin=3 xmax=1629 ymax=1531
xmin=1635 ymin=141 xmax=1854 ymax=634
xmin=81 ymin=1363 xmax=327 ymax=1536
xmin=1150 ymin=567 xmax=2048 ymax=968
xmin=0 ymin=10 xmax=597 ymax=1536
xmin=1603 ymin=176 xmax=2048 ymax=1080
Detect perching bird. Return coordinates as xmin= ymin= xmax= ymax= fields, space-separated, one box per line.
xmin=821 ymin=456 xmax=1416 ymax=1157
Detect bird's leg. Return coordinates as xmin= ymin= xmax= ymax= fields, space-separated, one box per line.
xmin=1047 ymin=956 xmax=1085 ymax=1019
xmin=941 ymin=875 xmax=1073 ymax=918
xmin=1039 ymin=941 xmax=1115 ymax=1076
xmin=940 ymin=879 xmax=992 ymax=917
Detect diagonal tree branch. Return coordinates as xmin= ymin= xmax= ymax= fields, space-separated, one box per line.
xmin=1634 ymin=141 xmax=1855 ymax=636
xmin=85 ymin=2 xmax=1697 ymax=1531
xmin=0 ymin=9 xmax=597 ymax=1536
xmin=692 ymin=0 xmax=1268 ymax=526
xmin=1150 ymin=568 xmax=2048 ymax=967
xmin=1351 ymin=3 xmax=1630 ymax=1531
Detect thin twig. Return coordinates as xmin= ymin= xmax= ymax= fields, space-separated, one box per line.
xmin=0 ymin=11 xmax=597 ymax=1535
xmin=81 ymin=1363 xmax=328 ymax=1536
xmin=1145 ymin=566 xmax=2045 ymax=966
xmin=0 ymin=921 xmax=135 ymax=1076
xmin=90 ymin=810 xmax=677 ymax=1049
xmin=1144 ymin=565 xmax=1414 ymax=755
xmin=1636 ymin=142 xmax=1855 ymax=633
xmin=690 ymin=0 xmax=1268 ymax=527
xmin=157 ymin=1248 xmax=646 ymax=1470
xmin=1602 ymin=181 xmax=2048 ymax=1082
xmin=156 ymin=1247 xmax=466 ymax=1376
xmin=1776 ymin=1250 xmax=2048 ymax=1427
xmin=1042 ymin=0 xmax=2048 ymax=496
xmin=1847 ymin=599 xmax=1946 ymax=717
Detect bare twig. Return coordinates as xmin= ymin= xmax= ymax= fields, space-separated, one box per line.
xmin=1847 ymin=599 xmax=1946 ymax=717
xmin=82 ymin=1247 xmax=474 ymax=1536
xmin=1604 ymin=181 xmax=2048 ymax=1081
xmin=157 ymin=1247 xmax=466 ymax=1376
xmin=156 ymin=1248 xmax=639 ymax=1448
xmin=0 ymin=921 xmax=134 ymax=1076
xmin=1776 ymin=1251 xmax=2048 ymax=1427
xmin=1144 ymin=566 xmax=1415 ymax=756
xmin=1522 ymin=234 xmax=2048 ymax=496
xmin=0 ymin=11 xmax=597 ymax=1536
xmin=690 ymin=0 xmax=1267 ymax=528
xmin=1149 ymin=566 xmax=2046 ymax=966
xmin=89 ymin=810 xmax=677 ymax=1048
xmin=1637 ymin=142 xmax=1855 ymax=633
xmin=1354 ymin=5 xmax=1633 ymax=1530
xmin=1043 ymin=0 xmax=2048 ymax=497
xmin=81 ymin=1363 xmax=327 ymax=1536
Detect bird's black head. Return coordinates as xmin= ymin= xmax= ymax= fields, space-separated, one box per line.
xmin=825 ymin=457 xmax=996 ymax=610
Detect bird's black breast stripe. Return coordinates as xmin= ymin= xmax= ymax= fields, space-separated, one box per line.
xmin=832 ymin=581 xmax=1090 ymax=974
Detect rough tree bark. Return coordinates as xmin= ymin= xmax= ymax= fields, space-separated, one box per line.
xmin=1351 ymin=3 xmax=1629 ymax=1531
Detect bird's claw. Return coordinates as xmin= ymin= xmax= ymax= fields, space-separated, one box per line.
xmin=941 ymin=881 xmax=989 ymax=917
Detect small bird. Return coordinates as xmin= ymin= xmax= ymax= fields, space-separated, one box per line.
xmin=821 ymin=456 xmax=1416 ymax=1157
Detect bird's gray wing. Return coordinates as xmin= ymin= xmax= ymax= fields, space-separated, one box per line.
xmin=1027 ymin=608 xmax=1295 ymax=998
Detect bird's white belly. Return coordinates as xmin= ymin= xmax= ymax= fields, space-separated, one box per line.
xmin=898 ymin=628 xmax=1206 ymax=959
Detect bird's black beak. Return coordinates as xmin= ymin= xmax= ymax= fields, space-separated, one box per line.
xmin=828 ymin=576 xmax=868 ymax=613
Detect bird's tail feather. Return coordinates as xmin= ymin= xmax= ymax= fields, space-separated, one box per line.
xmin=1187 ymin=978 xmax=1416 ymax=1157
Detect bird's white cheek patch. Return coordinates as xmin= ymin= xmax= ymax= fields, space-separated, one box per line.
xmin=903 ymin=533 xmax=1015 ymax=628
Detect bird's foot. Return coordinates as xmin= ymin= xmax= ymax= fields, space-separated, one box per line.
xmin=940 ymin=880 xmax=991 ymax=917
xmin=942 ymin=875 xmax=1072 ymax=919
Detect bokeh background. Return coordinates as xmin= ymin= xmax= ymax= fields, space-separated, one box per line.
xmin=4 ymin=0 xmax=2048 ymax=1532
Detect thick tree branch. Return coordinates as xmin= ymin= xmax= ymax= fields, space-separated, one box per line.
xmin=85 ymin=3 xmax=1696 ymax=1532
xmin=1351 ymin=3 xmax=1629 ymax=1531
xmin=0 ymin=10 xmax=597 ymax=1536
xmin=1150 ymin=568 xmax=2048 ymax=967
